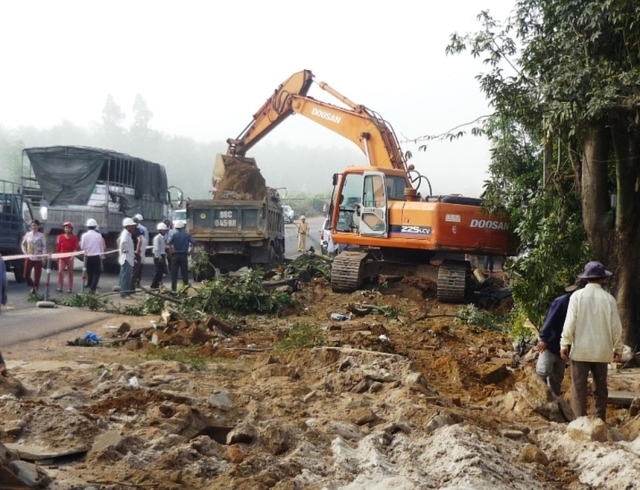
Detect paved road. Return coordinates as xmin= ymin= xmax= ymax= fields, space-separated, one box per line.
xmin=0 ymin=216 xmax=325 ymax=347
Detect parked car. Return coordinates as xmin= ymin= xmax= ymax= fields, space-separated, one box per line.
xmin=282 ymin=205 xmax=294 ymax=224
xmin=319 ymin=217 xmax=335 ymax=255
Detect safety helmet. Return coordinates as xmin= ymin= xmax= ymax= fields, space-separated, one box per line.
xmin=300 ymin=215 xmax=306 ymax=220
xmin=63 ymin=221 xmax=73 ymax=228
xmin=123 ymin=217 xmax=136 ymax=227
xmin=134 ymin=213 xmax=144 ymax=221
xmin=157 ymin=222 xmax=168 ymax=231
xmin=174 ymin=220 xmax=186 ymax=229
xmin=86 ymin=218 xmax=98 ymax=227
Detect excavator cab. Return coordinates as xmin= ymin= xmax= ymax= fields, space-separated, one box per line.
xmin=359 ymin=171 xmax=388 ymax=237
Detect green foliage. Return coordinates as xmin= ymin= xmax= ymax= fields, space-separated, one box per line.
xmin=284 ymin=251 xmax=333 ymax=279
xmin=275 ymin=321 xmax=325 ymax=354
xmin=55 ymin=293 xmax=108 ymax=311
xmin=175 ymin=268 xmax=294 ymax=319
xmin=455 ymin=304 xmax=510 ymax=333
xmin=145 ymin=346 xmax=208 ymax=372
xmin=281 ymin=192 xmax=331 ymax=218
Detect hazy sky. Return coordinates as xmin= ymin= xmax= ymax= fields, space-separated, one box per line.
xmin=1 ymin=0 xmax=515 ymax=197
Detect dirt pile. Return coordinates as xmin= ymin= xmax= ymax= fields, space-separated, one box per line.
xmin=2 ymin=278 xmax=640 ymax=488
xmin=213 ymin=155 xmax=269 ymax=201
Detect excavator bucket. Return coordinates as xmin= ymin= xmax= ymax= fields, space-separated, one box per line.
xmin=212 ymin=154 xmax=268 ymax=201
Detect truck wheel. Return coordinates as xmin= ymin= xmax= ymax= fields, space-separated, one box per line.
xmin=13 ymin=260 xmax=25 ymax=283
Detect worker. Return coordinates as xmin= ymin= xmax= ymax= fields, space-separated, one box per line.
xmin=560 ymin=261 xmax=623 ymax=421
xmin=150 ymin=222 xmax=169 ymax=289
xmin=131 ymin=214 xmax=147 ymax=289
xmin=166 ymin=220 xmax=196 ymax=292
xmin=22 ymin=219 xmax=47 ymax=295
xmin=536 ymin=279 xmax=584 ymax=396
xmin=81 ymin=218 xmax=106 ymax=293
xmin=118 ymin=218 xmax=137 ymax=298
xmin=56 ymin=221 xmax=78 ymax=293
xmin=297 ymin=216 xmax=310 ymax=252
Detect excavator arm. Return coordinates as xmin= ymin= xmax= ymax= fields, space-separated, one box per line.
xmin=226 ymin=70 xmax=408 ymax=173
xmin=226 ymin=70 xmax=314 ymax=157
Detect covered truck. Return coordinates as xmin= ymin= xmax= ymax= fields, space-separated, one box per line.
xmin=0 ymin=179 xmax=34 ymax=281
xmin=21 ymin=146 xmax=173 ymax=271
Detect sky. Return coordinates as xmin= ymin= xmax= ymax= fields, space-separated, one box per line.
xmin=0 ymin=0 xmax=515 ymax=197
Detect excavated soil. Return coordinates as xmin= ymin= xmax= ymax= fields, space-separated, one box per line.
xmin=3 ymin=277 xmax=640 ymax=489
xmin=214 ymin=159 xmax=268 ymax=201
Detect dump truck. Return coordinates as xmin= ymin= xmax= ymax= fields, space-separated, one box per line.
xmin=186 ymin=154 xmax=285 ymax=279
xmin=21 ymin=146 xmax=173 ymax=272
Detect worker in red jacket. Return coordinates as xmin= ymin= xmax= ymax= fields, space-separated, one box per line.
xmin=57 ymin=222 xmax=79 ymax=293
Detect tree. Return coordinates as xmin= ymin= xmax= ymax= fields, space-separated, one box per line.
xmin=447 ymin=1 xmax=640 ymax=345
xmin=100 ymin=94 xmax=126 ymax=148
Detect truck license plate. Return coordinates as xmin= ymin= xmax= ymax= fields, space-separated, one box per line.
xmin=215 ymin=210 xmax=237 ymax=228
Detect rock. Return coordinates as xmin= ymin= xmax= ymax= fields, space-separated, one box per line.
xmin=476 ymin=363 xmax=510 ymax=385
xmin=169 ymin=470 xmax=183 ymax=483
xmin=227 ymin=422 xmax=256 ymax=445
xmin=520 ymin=443 xmax=549 ymax=465
xmin=223 ymin=444 xmax=245 ymax=463
xmin=426 ymin=413 xmax=456 ymax=434
xmin=0 ymin=373 xmax=23 ymax=397
xmin=260 ymin=423 xmax=290 ymax=455
xmin=369 ymin=381 xmax=383 ymax=393
xmin=4 ymin=419 xmax=26 ymax=437
xmin=500 ymin=429 xmax=526 ymax=440
xmin=630 ymin=398 xmax=640 ymax=417
xmin=327 ymin=421 xmax=363 ymax=441
xmin=8 ymin=460 xmax=51 ymax=487
xmin=208 ymin=391 xmax=233 ymax=410
xmin=349 ymin=407 xmax=376 ymax=426
xmin=567 ymin=416 xmax=610 ymax=442
xmin=88 ymin=430 xmax=124 ymax=461
xmin=117 ymin=322 xmax=132 ymax=335
xmin=404 ymin=372 xmax=438 ymax=396
xmin=0 ymin=442 xmax=19 ymax=465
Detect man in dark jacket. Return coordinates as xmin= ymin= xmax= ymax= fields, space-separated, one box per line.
xmin=535 ymin=279 xmax=583 ymax=396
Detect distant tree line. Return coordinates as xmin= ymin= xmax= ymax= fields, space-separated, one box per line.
xmin=0 ymin=94 xmax=358 ymax=199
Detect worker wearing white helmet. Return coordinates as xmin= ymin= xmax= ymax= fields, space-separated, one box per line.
xmin=80 ymin=218 xmax=106 ymax=293
xmin=132 ymin=214 xmax=148 ymax=289
xmin=150 ymin=222 xmax=169 ymax=289
xmin=297 ymin=215 xmax=310 ymax=252
xmin=118 ymin=218 xmax=137 ymax=298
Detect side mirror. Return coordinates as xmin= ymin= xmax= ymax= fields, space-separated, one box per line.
xmin=178 ymin=191 xmax=184 ymax=207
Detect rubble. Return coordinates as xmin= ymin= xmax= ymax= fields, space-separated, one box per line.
xmin=2 ymin=277 xmax=640 ymax=488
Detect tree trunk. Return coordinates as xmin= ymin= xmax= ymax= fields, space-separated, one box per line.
xmin=610 ymin=118 xmax=640 ymax=348
xmin=581 ymin=124 xmax=613 ymax=259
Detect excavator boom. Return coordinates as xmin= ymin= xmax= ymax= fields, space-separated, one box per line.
xmin=226 ymin=70 xmax=407 ymax=173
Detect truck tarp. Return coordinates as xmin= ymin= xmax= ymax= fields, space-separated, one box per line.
xmin=23 ymin=146 xmax=168 ymax=208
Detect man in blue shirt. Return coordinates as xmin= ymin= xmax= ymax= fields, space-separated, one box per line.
xmin=166 ymin=220 xmax=196 ymax=292
xmin=535 ymin=279 xmax=584 ymax=396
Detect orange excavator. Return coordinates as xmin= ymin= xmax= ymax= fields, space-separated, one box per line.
xmin=227 ymin=70 xmax=512 ymax=302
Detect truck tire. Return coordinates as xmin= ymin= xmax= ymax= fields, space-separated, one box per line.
xmin=13 ymin=259 xmax=25 ymax=283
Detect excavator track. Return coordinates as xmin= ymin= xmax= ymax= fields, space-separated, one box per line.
xmin=437 ymin=260 xmax=470 ymax=303
xmin=331 ymin=251 xmax=369 ymax=292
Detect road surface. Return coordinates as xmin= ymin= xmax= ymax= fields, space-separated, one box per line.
xmin=0 ymin=216 xmax=325 ymax=347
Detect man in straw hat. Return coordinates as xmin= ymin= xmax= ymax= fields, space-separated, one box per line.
xmin=560 ymin=261 xmax=623 ymax=421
